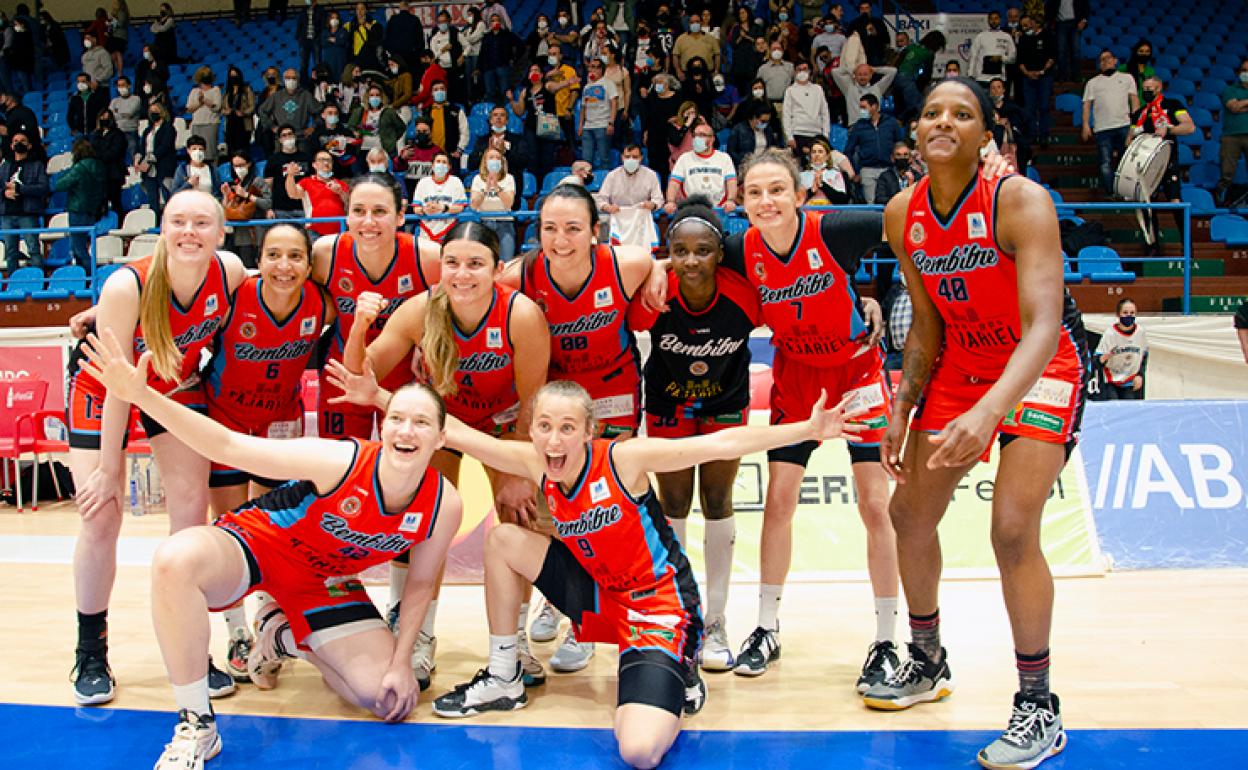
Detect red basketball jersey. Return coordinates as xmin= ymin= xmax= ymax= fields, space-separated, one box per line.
xmin=521 ymin=244 xmax=640 ymax=390
xmin=904 ymin=175 xmax=1085 ymax=381
xmin=325 ymin=233 xmax=431 ymax=392
xmin=215 ymin=440 xmax=443 ymax=577
xmin=435 ymin=284 xmax=522 ymax=429
xmin=543 ymin=439 xmax=680 ymax=596
xmin=205 ymin=276 xmax=327 ymax=426
xmin=742 ymin=210 xmax=872 ymax=367
xmin=75 ymin=254 xmax=231 ymax=398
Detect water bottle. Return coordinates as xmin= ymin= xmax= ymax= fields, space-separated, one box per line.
xmin=145 ymin=459 xmax=164 ymax=510
xmin=129 ymin=456 xmax=148 ymax=516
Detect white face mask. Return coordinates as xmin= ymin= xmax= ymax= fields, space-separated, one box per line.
xmin=770 ymin=49 xmax=783 ymax=61
xmin=329 ymin=19 xmax=339 ymax=28
xmin=84 ymin=39 xmax=93 ymax=49
xmin=622 ymin=157 xmax=641 ymax=173
xmin=654 ymin=82 xmax=666 ymax=94
xmin=796 ymin=70 xmax=810 ymax=83
xmin=689 ymin=22 xmax=701 ymax=34
xmin=285 ymin=78 xmax=299 ymax=90
xmin=486 ymin=158 xmax=502 ymax=174
xmin=118 ymin=87 xmax=130 ymax=97
xmin=77 ymin=81 xmax=89 ymax=92
xmin=369 ymin=164 xmax=387 ymax=173
xmin=692 ymin=136 xmax=710 ymax=153
xmin=752 ymin=88 xmax=765 ymax=99
xmin=281 ymin=138 xmax=297 ymax=151
xmin=144 ymin=51 xmax=153 ymax=61
xmin=433 ymin=162 xmax=449 ymax=177
xmin=189 ymin=149 xmax=205 ymax=162
xmin=859 ymin=108 xmax=871 ymax=120
xmin=325 ymin=114 xmax=339 ymax=127
xmin=318 ymin=168 xmax=334 ymax=179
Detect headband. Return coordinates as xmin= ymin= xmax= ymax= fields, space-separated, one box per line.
xmin=668 ymin=215 xmax=722 ymax=239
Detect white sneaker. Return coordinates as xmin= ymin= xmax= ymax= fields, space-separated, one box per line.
xmin=516 ymin=629 xmax=547 ymax=686
xmin=247 ymin=603 xmax=290 ymax=690
xmin=412 ymin=631 xmax=437 ymax=691
xmin=432 ymin=663 xmax=527 ymax=718
xmin=529 ymin=600 xmax=562 ymax=643
xmin=154 ymin=710 xmax=221 ymax=770
xmin=548 ymin=627 xmax=595 ymax=672
xmin=699 ymin=615 xmax=735 ymax=672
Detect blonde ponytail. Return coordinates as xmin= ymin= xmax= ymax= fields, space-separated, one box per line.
xmin=137 ymin=237 xmax=183 ymax=382
xmin=420 ymin=286 xmax=461 ymax=398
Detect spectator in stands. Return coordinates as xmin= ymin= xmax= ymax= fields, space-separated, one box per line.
xmin=479 ymin=11 xmax=520 ymax=107
xmin=1121 ymin=39 xmax=1154 ymax=101
xmin=579 ymin=59 xmax=619 ymax=170
xmin=150 ymin=3 xmax=180 ymax=64
xmin=470 ymin=147 xmax=516 ymax=260
xmin=346 ymin=2 xmax=382 ymax=71
xmin=427 ymin=81 xmax=469 ymax=163
xmin=482 ymin=0 xmax=511 ymax=30
xmin=265 ymin=124 xmax=311 ymax=220
xmin=69 ymin=72 xmax=110 ymax=138
xmin=526 ymin=14 xmax=554 ymax=65
xmin=1045 ymin=0 xmax=1089 ymax=83
xmin=106 ymin=0 xmax=129 ymax=77
xmin=1095 ymin=298 xmax=1148 ymax=400
xmin=310 ymin=102 xmax=360 ymax=177
xmin=803 ymin=136 xmax=856 ymax=206
xmin=758 ymin=41 xmax=795 ymax=111
xmin=1017 ymin=14 xmax=1055 ymax=147
xmin=82 ymin=33 xmax=114 ymax=88
xmin=545 ymin=46 xmax=581 ymax=151
xmin=54 ymin=139 xmax=105 ymax=270
xmin=712 ymin=72 xmax=742 ymax=128
xmin=1083 ymin=50 xmax=1139 ymax=195
xmin=511 ymin=63 xmax=559 ymax=179
xmin=349 ymin=83 xmax=403 ymax=158
xmin=172 ymin=135 xmax=217 ymax=196
xmin=294 ymin=0 xmax=324 ymax=81
xmin=1235 ymin=302 xmax=1248 ymax=365
xmin=728 ymin=102 xmax=783 ymax=168
xmin=848 ymin=1 xmax=888 ymax=65
xmin=549 ymin=8 xmax=580 ymax=63
xmin=468 ymin=105 xmax=528 ymax=191
xmin=412 ymin=48 xmax=448 ymax=111
xmin=845 ymin=93 xmax=903 ymax=202
xmin=90 ymin=109 xmax=128 ymax=217
xmin=258 ymin=69 xmax=320 ymax=155
xmin=412 ymin=151 xmax=466 ymax=243
xmin=110 ymin=76 xmax=141 ymax=162
xmin=811 ymin=12 xmax=846 ymax=61
xmin=221 ymin=66 xmax=255 ymax=159
xmin=665 ymin=121 xmax=737 ymax=213
xmin=602 ymin=44 xmax=631 ymax=142
xmin=873 ymin=140 xmax=920 ymax=204
xmin=2 ymin=13 xmax=34 ymax=96
xmin=428 ymin=9 xmax=463 ymax=95
xmin=783 ymin=61 xmax=831 ymax=155
xmin=392 ymin=114 xmax=436 ymax=192
xmin=632 ymin=19 xmax=671 ymax=82
xmin=671 ymin=13 xmax=719 ymax=81
xmin=1217 ymin=60 xmax=1248 ymax=206
xmin=772 ymin=3 xmax=801 ymax=63
xmin=39 ymin=9 xmax=71 ymax=71
xmin=893 ymin=31 xmax=945 ymax=124
xmin=459 ymin=7 xmax=486 ymax=102
xmin=969 ymin=11 xmax=1015 ymax=89
xmin=186 ymin=66 xmax=223 ymax=164
xmin=383 ymin=53 xmax=414 ymax=113
xmin=221 ymin=151 xmax=268 ymax=267
xmin=320 ymin=11 xmax=350 ymax=83
xmin=564 ymin=159 xmax=594 ymax=188
xmin=137 ymin=103 xmax=176 ymax=217
xmin=137 ymin=44 xmax=169 ymax=104
xmin=1131 ymin=76 xmax=1195 ymax=254
xmin=831 ymin=60 xmax=897 ymax=125
xmin=943 ymin=60 xmax=961 ymax=79
xmin=666 ymin=101 xmax=703 ymax=171
xmin=287 ymin=148 xmax=347 ymax=238
xmin=382 ymin=2 xmax=423 ymax=73
xmin=727 ymin=8 xmax=763 ymax=94
xmin=639 ymin=73 xmax=679 ymax=183
xmin=597 ymin=144 xmax=663 ymax=248
xmin=0 ymin=131 xmax=46 ymax=274
xmin=990 ymin=77 xmax=1031 ymax=171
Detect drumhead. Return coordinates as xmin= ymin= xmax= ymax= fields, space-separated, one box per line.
xmin=1115 ymin=134 xmax=1172 ymax=201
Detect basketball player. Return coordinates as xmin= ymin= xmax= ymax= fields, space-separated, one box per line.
xmin=78 ymin=330 xmax=460 ymax=770
xmin=867 ymin=77 xmax=1088 ymax=770
xmin=430 ymin=380 xmax=861 ymax=770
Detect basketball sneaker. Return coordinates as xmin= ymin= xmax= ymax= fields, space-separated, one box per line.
xmin=154 ymin=709 xmax=221 ymax=770
xmin=386 ymin=601 xmax=402 ymax=634
xmin=432 ymin=663 xmax=528 ymax=718
xmin=733 ymin=626 xmax=780 ymax=677
xmin=71 ymin=642 xmax=115 ymax=705
xmin=411 ymin=632 xmax=437 ymax=691
xmin=529 ymin=600 xmax=562 ymax=643
xmin=226 ymin=631 xmax=253 ymax=683
xmin=206 ymin=657 xmax=236 ymax=698
xmin=977 ymin=692 xmax=1067 ymax=769
xmin=862 ymin=643 xmax=954 ymax=710
xmin=516 ymin=629 xmax=547 ymax=687
xmin=684 ymin=668 xmax=708 ymax=715
xmin=247 ymin=603 xmax=292 ymax=690
xmin=699 ymin=615 xmax=734 ymax=672
xmin=549 ymin=628 xmax=594 ymax=672
xmin=856 ymin=640 xmax=900 ymax=695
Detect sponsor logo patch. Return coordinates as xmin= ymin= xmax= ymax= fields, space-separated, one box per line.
xmin=205 ymin=294 xmax=219 ymax=315
xmin=594 ymin=287 xmax=613 ymax=308
xmin=300 ymin=316 xmax=317 ymax=336
xmin=339 ymin=495 xmax=362 ymax=517
xmin=806 ymin=248 xmax=823 ymax=270
xmin=689 ymin=360 xmax=709 ymax=376
xmin=239 ymin=321 xmax=257 ymax=339
xmin=909 ymin=221 xmax=926 ymax=246
xmin=399 ymin=512 xmax=424 ymax=533
xmin=1018 ymin=407 xmax=1065 ymax=434
xmin=967 ymin=212 xmax=987 ymax=239
xmin=338 ymin=276 xmax=354 ymax=294
xmin=398 ymin=274 xmax=413 ymax=293
xmin=487 ymin=327 xmax=503 ymax=348
xmin=589 ymin=478 xmax=609 ymax=503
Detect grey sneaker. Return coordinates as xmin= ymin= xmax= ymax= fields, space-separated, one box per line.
xmin=699 ymin=615 xmax=734 ymax=672
xmin=516 ymin=629 xmax=547 ymax=687
xmin=432 ymin=664 xmax=527 ymax=718
xmin=977 ymin=692 xmax=1067 ymax=769
xmin=529 ymin=600 xmax=562 ymax=643
xmin=548 ymin=628 xmax=594 ymax=672
xmin=862 ymin=643 xmax=954 ymax=710
xmin=412 ymin=632 xmax=437 ymax=691
xmin=856 ymin=640 xmax=900 ymax=694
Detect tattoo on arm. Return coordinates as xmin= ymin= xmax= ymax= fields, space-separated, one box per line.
xmin=897 ymin=342 xmax=934 ymax=409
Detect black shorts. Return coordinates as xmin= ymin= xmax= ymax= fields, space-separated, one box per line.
xmin=766 ymin=440 xmax=881 ymax=467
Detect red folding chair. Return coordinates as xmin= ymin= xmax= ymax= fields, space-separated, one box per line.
xmin=15 ymin=409 xmax=70 ymax=509
xmin=0 ymin=379 xmax=51 ymax=513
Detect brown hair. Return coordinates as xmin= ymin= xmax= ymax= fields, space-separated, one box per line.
xmin=534 ymin=380 xmax=596 ymax=435
xmin=739 ymin=146 xmax=802 ymax=191
xmin=385 ymin=382 xmax=447 ymax=429
xmin=421 ymin=221 xmax=501 ymax=397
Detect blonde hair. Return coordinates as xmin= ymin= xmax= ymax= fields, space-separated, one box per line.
xmin=534 ymin=380 xmax=596 ymax=434
xmin=139 ymin=191 xmax=225 ymax=382
xmin=420 ymin=222 xmax=501 ymax=397
xmin=478 ymin=147 xmax=508 ymax=179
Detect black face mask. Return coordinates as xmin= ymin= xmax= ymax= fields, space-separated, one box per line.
xmin=149 ymin=112 xmax=161 ymax=120
xmin=1101 ymin=67 xmax=1115 ymax=76
xmin=266 ymin=76 xmax=278 ymax=85
xmin=894 ymin=158 xmax=910 ymax=171
xmin=415 ymin=133 xmax=431 ymax=147
xmin=12 ymin=142 xmax=28 ymax=153
xmin=1142 ymin=89 xmax=1157 ymax=101
xmin=99 ymin=117 xmax=111 ymax=127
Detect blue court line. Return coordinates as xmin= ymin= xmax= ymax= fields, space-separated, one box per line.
xmin=3 ymin=703 xmax=1243 ymax=769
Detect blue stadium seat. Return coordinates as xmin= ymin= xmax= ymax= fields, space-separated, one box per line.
xmin=1210 ymin=214 xmax=1248 ymax=246
xmin=1177 ymin=144 xmax=1195 ymax=166
xmin=589 ymin=170 xmax=608 ymax=191
xmin=1180 ymin=185 xmax=1217 ymax=215
xmin=1186 ymin=106 xmax=1214 ymax=130
xmin=1189 ymin=162 xmax=1220 ymax=189
xmin=1026 ymin=166 xmax=1042 ymax=183
xmin=31 ymin=265 xmax=88 ymax=301
xmin=1176 ymin=66 xmax=1204 ymax=83
xmin=540 ymin=171 xmax=564 ymax=194
xmin=829 ymin=124 xmax=848 ymax=152
xmin=1184 ymin=53 xmax=1212 ymax=71
xmin=1062 ymin=254 xmax=1083 ymax=284
xmin=1208 ymin=65 xmax=1236 ymax=84
xmin=723 ymin=216 xmax=749 ymax=236
xmin=122 ymin=186 xmax=147 ymax=210
xmin=1178 ymin=129 xmax=1203 ymax=148
xmin=1191 ymin=92 xmax=1223 ymax=113
xmin=1155 ymin=54 xmax=1181 ymax=71
xmin=1169 ymin=79 xmax=1196 ymax=99
xmin=0 ymin=267 xmax=45 ymax=300
xmin=1054 ymin=93 xmax=1081 ymax=114
xmin=95 ymin=263 xmax=123 ymax=290
xmin=44 ymin=239 xmax=72 ymax=268
xmin=522 ymin=172 xmax=537 ymax=199
xmin=1077 ymin=246 xmax=1135 ymax=283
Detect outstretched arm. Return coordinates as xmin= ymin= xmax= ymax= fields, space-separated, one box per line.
xmin=443 ymin=414 xmax=544 ymax=483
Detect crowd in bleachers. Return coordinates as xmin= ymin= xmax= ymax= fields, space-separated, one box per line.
xmin=0 ymin=0 xmax=1245 ymax=282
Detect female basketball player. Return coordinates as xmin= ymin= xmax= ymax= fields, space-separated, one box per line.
xmin=869 ymin=77 xmax=1087 ymax=770
xmin=333 ymin=221 xmax=551 ymax=689
xmin=66 ymin=190 xmax=247 ymax=706
xmin=430 ymin=380 xmax=860 ymax=770
xmin=203 ymin=224 xmax=335 ymax=680
xmin=639 ymin=198 xmax=762 ymax=672
xmin=78 ymin=330 xmax=460 ymax=770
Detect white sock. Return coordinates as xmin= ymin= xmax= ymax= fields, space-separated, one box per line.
xmin=703 ymin=517 xmax=736 ymax=621
xmin=276 ymin=623 xmax=305 ymax=660
xmin=222 ymin=606 xmax=247 ymax=639
xmin=420 ymin=599 xmax=438 ymax=637
xmin=874 ymin=596 xmax=899 ymax=643
xmin=172 ymin=676 xmax=212 ymax=717
xmin=758 ymin=583 xmax=783 ymax=632
xmin=388 ymin=564 xmax=408 ymax=608
xmin=669 ymin=517 xmax=688 ymax=545
xmin=517 ymin=602 xmax=530 ymax=635
xmin=488 ymin=633 xmax=519 ymax=680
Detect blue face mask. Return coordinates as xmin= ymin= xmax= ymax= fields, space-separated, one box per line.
xmin=1118 ymin=315 xmax=1136 ymax=328
xmin=433 ymin=91 xmax=447 ymax=104
xmin=368 ymin=96 xmax=381 ymax=108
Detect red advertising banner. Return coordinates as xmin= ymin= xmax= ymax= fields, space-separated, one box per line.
xmin=0 ymin=345 xmax=66 ymax=410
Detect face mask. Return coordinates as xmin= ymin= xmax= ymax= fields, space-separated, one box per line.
xmin=84 ymin=39 xmax=93 ymax=49
xmin=858 ymin=108 xmax=870 ymax=120
xmin=537 ymin=21 xmax=548 ymax=31
xmin=758 ymin=117 xmax=770 ymax=127
xmin=325 ymin=114 xmax=339 ymax=127
xmin=99 ymin=116 xmax=111 ymax=126
xmin=910 ymin=129 xmax=918 ymax=141
xmin=329 ymin=19 xmax=339 ymax=28
xmin=771 ymin=49 xmax=783 ymax=61
xmin=811 ymin=159 xmax=826 ymax=169
xmin=77 ymin=81 xmax=88 ymax=92
xmin=368 ymin=96 xmax=382 ymax=108
xmin=600 ymin=53 xmax=611 ymax=64
xmin=713 ymin=78 xmax=725 ymax=92
xmin=12 ymin=142 xmax=28 ymax=153
xmin=433 ymin=162 xmax=449 ymax=177
xmin=945 ymin=71 xmax=959 ymax=79
xmin=12 ymin=25 xmax=23 ymax=33
xmin=1100 ymin=67 xmax=1116 ymax=77
xmin=529 ymin=72 xmax=541 ymax=83
xmin=622 ymin=157 xmax=640 ymax=173
xmin=415 ymin=133 xmax=431 ymax=147
xmin=433 ymin=90 xmax=447 ymax=103
xmin=779 ymin=12 xmax=789 ymax=21
xmin=369 ymin=164 xmax=387 ymax=173
xmin=318 ymin=168 xmax=333 ymax=179
xmin=486 ymin=158 xmax=502 ymax=174
xmin=438 ymin=22 xmax=448 ymax=32
xmin=189 ymin=149 xmax=205 ymax=162
xmin=548 ymin=55 xmax=559 ymax=67
xmin=796 ymin=71 xmax=810 ymax=83
xmin=799 ymin=170 xmax=814 ymax=188
xmin=689 ymin=22 xmax=702 ymax=34
xmin=692 ymin=136 xmax=710 ymax=153
xmin=894 ymin=158 xmax=910 ymax=171
xmin=1142 ymin=90 xmax=1156 ymax=102
xmin=992 ymin=94 xmax=1003 ymax=106
xmin=491 ymin=22 xmax=501 ymax=31
xmin=285 ymin=78 xmax=299 ymax=90
xmin=588 ymin=71 xmax=600 ymax=81
xmin=654 ymin=81 xmax=666 ymax=94
xmin=281 ymin=138 xmax=297 ymax=151
xmin=753 ymin=87 xmax=765 ymax=99
xmin=233 ymin=165 xmax=248 ymax=177
xmin=144 ymin=51 xmax=153 ymax=61
xmin=389 ymin=65 xmax=400 ymax=75
xmin=557 ymin=17 xmax=568 ymax=25
xmin=149 ymin=111 xmax=161 ymax=120
xmin=1118 ymin=315 xmax=1136 ymax=328
xmin=1138 ymin=53 xmax=1151 ymax=62
xmin=1240 ymin=72 xmax=1248 ymax=84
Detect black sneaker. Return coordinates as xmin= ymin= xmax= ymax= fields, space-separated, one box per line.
xmin=71 ymin=644 xmax=115 ymax=705
xmin=432 ymin=664 xmax=527 ymax=718
xmin=207 ymin=657 xmax=237 ymax=698
xmin=978 ymin=692 xmax=1067 ymax=769
xmin=862 ymin=643 xmax=955 ymax=711
xmin=732 ymin=626 xmax=780 ymax=677
xmin=856 ymin=640 xmax=900 ymax=694
xmin=683 ymin=667 xmax=708 ymax=715
xmin=386 ymin=601 xmax=401 ymax=635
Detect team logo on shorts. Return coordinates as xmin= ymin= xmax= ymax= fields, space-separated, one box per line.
xmin=806 ymin=249 xmax=823 ymax=270
xmin=487 ymin=328 xmax=503 ymax=348
xmin=589 ymin=478 xmax=609 ymax=503
xmin=689 ymin=360 xmax=709 ymax=376
xmin=399 ymin=512 xmax=424 ymax=533
xmin=909 ymin=222 xmax=926 ymax=246
xmin=339 ymin=495 xmax=362 ymax=517
xmin=239 ymin=321 xmax=257 ymax=339
xmin=398 ymin=274 xmax=413 ymax=293
xmin=967 ymin=212 xmax=987 ymax=239
xmin=205 ymin=294 xmax=219 ymax=315
xmin=300 ymin=316 xmax=317 ymax=336
xmin=338 ymin=276 xmax=354 ymax=294
xmin=594 ymin=287 xmax=613 ymax=308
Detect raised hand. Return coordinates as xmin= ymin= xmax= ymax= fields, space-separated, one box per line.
xmin=79 ymin=329 xmax=150 ymax=405
xmin=354 ymin=291 xmax=386 ymax=329
xmin=324 ymin=358 xmax=383 ymax=408
xmin=807 ymin=390 xmax=866 ymax=442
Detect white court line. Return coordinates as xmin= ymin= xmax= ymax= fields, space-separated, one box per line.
xmin=0 ymin=535 xmax=162 ymax=566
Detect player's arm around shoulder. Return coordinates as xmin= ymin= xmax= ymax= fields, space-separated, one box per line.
xmin=219 ymin=250 xmax=248 ymax=293
xmin=994 ymin=175 xmax=1064 ymax=343
xmin=615 ymin=244 xmax=659 ymax=298
xmin=509 ymin=292 xmax=551 ymax=431
xmin=310 ymin=234 xmax=337 ymax=286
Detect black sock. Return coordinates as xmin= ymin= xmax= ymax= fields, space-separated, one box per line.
xmin=908 ymin=609 xmax=941 ymax=663
xmin=77 ymin=610 xmax=108 ymax=649
xmin=1016 ymin=649 xmax=1051 ymax=698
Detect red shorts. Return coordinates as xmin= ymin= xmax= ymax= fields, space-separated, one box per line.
xmin=206 ymin=402 xmax=304 ymax=488
xmin=215 ymin=521 xmax=386 ymax=652
xmin=769 ymin=350 xmax=890 ymax=455
xmin=645 ymin=407 xmax=749 ymax=439
xmin=66 ymin=375 xmax=205 ymax=449
xmin=912 ymin=357 xmax=1085 ymax=455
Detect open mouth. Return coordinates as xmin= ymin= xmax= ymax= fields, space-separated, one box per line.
xmin=546 ymin=453 xmax=567 ymax=473
xmin=394 ymin=443 xmax=419 ymax=456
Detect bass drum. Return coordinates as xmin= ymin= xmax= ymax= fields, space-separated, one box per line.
xmin=1114 ymin=133 xmax=1171 ymax=201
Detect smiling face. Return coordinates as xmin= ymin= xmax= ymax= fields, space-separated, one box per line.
xmin=440 ymin=237 xmax=499 ymax=308
xmin=668 ymin=221 xmax=721 ymax=294
xmin=347 ymin=182 xmax=404 ymax=247
xmin=917 ymin=80 xmax=992 ymax=165
xmin=743 ymin=161 xmax=804 ymax=233
xmin=258 ymin=226 xmax=312 ymax=298
xmin=161 ymin=192 xmax=225 ymax=267
xmin=530 ymin=392 xmax=594 ymax=483
xmin=539 ymin=195 xmax=595 ymax=270
xmin=380 ymin=386 xmax=445 ymax=471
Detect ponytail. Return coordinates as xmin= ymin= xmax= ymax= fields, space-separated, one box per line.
xmin=420 ymin=286 xmax=461 ymax=397
xmin=137 ymin=237 xmax=182 ymax=382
